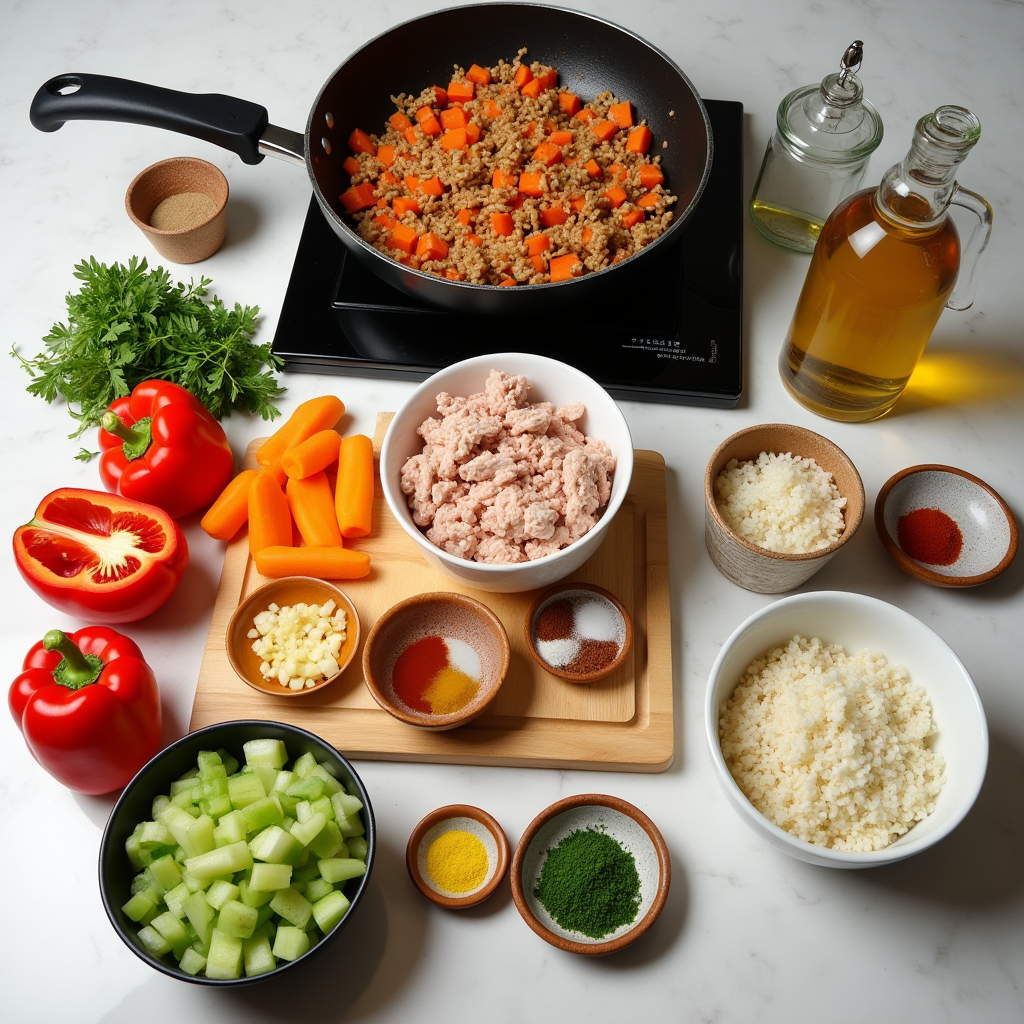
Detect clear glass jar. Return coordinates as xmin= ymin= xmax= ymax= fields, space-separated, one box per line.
xmin=750 ymin=42 xmax=884 ymax=253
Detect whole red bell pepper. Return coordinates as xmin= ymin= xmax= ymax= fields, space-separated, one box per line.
xmin=99 ymin=380 xmax=235 ymax=519
xmin=9 ymin=627 xmax=162 ymax=795
xmin=13 ymin=487 xmax=188 ymax=623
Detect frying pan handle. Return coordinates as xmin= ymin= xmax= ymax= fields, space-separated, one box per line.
xmin=30 ymin=73 xmax=270 ymax=165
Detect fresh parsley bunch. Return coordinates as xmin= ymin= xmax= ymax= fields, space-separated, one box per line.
xmin=13 ymin=256 xmax=284 ymax=439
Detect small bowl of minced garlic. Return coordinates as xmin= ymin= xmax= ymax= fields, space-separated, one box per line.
xmin=226 ymin=577 xmax=360 ymax=697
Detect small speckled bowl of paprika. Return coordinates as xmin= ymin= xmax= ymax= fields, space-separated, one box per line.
xmin=361 ymin=593 xmax=510 ymax=730
xmin=875 ymin=465 xmax=1018 ymax=587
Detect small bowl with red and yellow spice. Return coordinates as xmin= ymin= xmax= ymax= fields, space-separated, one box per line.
xmin=225 ymin=577 xmax=360 ymax=697
xmin=525 ymin=583 xmax=632 ymax=682
xmin=875 ymin=465 xmax=1018 ymax=587
xmin=406 ymin=804 xmax=510 ymax=909
xmin=361 ymin=593 xmax=510 ymax=729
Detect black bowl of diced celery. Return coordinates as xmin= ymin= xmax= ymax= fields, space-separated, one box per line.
xmin=99 ymin=720 xmax=374 ymax=985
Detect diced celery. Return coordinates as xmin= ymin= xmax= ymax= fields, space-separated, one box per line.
xmin=312 ymin=890 xmax=351 ymax=934
xmin=163 ymin=882 xmax=192 ymax=919
xmin=185 ymin=841 xmax=252 ymax=882
xmin=178 ymin=946 xmax=208 ymax=976
xmin=290 ymin=812 xmax=327 ymax=848
xmin=148 ymin=854 xmax=183 ymax=894
xmin=291 ymin=752 xmax=318 ymax=779
xmin=271 ymin=770 xmax=296 ymax=795
xmin=304 ymin=878 xmax=334 ymax=904
xmin=338 ymin=813 xmax=365 ymax=839
xmin=250 ymin=763 xmax=279 ymax=795
xmin=169 ymin=777 xmax=196 ymax=797
xmin=218 ymin=899 xmax=258 ymax=939
xmin=139 ymin=820 xmax=175 ymax=848
xmin=125 ymin=830 xmax=145 ymax=871
xmin=206 ymin=929 xmax=243 ymax=980
xmin=151 ymin=794 xmax=170 ymax=818
xmin=203 ymin=793 xmax=233 ymax=821
xmin=254 ymin=902 xmax=276 ymax=931
xmin=249 ymin=863 xmax=292 ymax=892
xmin=183 ymin=891 xmax=215 ymax=946
xmin=170 ymin=789 xmax=198 ymax=811
xmin=197 ymin=750 xmax=225 ymax=779
xmin=292 ymin=865 xmax=321 ymax=884
xmin=205 ymin=879 xmax=241 ymax=910
xmin=137 ymin=925 xmax=172 ymax=958
xmin=289 ymin=845 xmax=310 ymax=869
xmin=269 ymin=887 xmax=312 ymax=929
xmin=242 ymin=795 xmax=284 ymax=833
xmin=286 ymin=776 xmax=326 ymax=801
xmin=181 ymin=868 xmax=204 ymax=893
xmin=331 ymin=791 xmax=364 ymax=819
xmin=173 ymin=846 xmax=187 ymax=864
xmin=227 ymin=774 xmax=266 ymax=809
xmin=158 ymin=805 xmax=200 ymax=857
xmin=213 ymin=809 xmax=248 ymax=847
xmin=191 ymin=936 xmax=211 ymax=957
xmin=122 ymin=892 xmax=157 ymax=923
xmin=217 ymin=748 xmax=239 ymax=775
xmin=318 ymin=858 xmax=367 ymax=885
xmin=187 ymin=813 xmax=216 ymax=855
xmin=277 ymin=793 xmax=300 ymax=817
xmin=243 ymin=738 xmax=288 ymax=770
xmin=307 ymin=820 xmax=345 ymax=861
xmin=182 ymin=920 xmax=199 ymax=944
xmin=295 ymin=800 xmax=313 ymax=824
xmin=271 ymin=925 xmax=309 ymax=962
xmin=238 ymin=877 xmax=274 ymax=907
xmin=151 ymin=911 xmax=192 ymax=959
xmin=248 ymin=825 xmax=297 ymax=865
xmin=310 ymin=764 xmax=343 ymax=795
xmin=177 ymin=766 xmax=200 ymax=782
xmin=242 ymin=927 xmax=276 ymax=977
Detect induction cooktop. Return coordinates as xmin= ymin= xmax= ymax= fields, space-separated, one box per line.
xmin=271 ymin=99 xmax=743 ymax=407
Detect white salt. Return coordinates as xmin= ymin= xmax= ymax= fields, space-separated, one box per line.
xmin=536 ymin=637 xmax=580 ymax=668
xmin=444 ymin=637 xmax=482 ymax=680
xmin=573 ymin=597 xmax=624 ymax=643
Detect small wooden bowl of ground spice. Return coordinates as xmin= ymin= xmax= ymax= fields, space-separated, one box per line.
xmin=875 ymin=465 xmax=1018 ymax=587
xmin=406 ymin=804 xmax=510 ymax=909
xmin=511 ymin=794 xmax=670 ymax=955
xmin=525 ymin=584 xmax=632 ymax=682
xmin=125 ymin=157 xmax=228 ymax=263
xmin=362 ymin=593 xmax=510 ymax=729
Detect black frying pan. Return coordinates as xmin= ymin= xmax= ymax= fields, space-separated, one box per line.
xmin=30 ymin=2 xmax=711 ymax=315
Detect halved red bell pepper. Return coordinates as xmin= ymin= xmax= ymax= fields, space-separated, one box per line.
xmin=9 ymin=627 xmax=161 ymax=795
xmin=98 ymin=380 xmax=235 ymax=519
xmin=13 ymin=488 xmax=188 ymax=623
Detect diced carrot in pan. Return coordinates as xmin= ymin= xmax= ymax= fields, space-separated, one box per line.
xmin=348 ymin=128 xmax=376 ymax=155
xmin=389 ymin=111 xmax=412 ymax=131
xmin=432 ymin=85 xmax=448 ymax=107
xmin=638 ymin=164 xmax=665 ymax=189
xmin=441 ymin=128 xmax=467 ymax=150
xmin=419 ymin=176 xmax=444 ymax=196
xmin=483 ymin=99 xmax=502 ymax=118
xmin=591 ymin=120 xmax=618 ymax=142
xmin=415 ymin=232 xmax=449 ymax=261
xmin=466 ymin=63 xmax=492 ymax=85
xmin=521 ymin=79 xmax=543 ymax=99
xmin=584 ymin=159 xmax=602 ymax=179
xmin=342 ymin=156 xmax=360 ymax=176
xmin=402 ymin=126 xmax=419 ymax=146
xmin=581 ymin=227 xmax=594 ymax=244
xmin=604 ymin=185 xmax=628 ymax=208
xmin=339 ymin=182 xmax=376 ymax=213
xmin=392 ymin=196 xmax=421 ymax=218
xmin=444 ymin=268 xmax=464 ymax=280
xmin=637 ymin=192 xmax=661 ymax=208
xmin=568 ymin=195 xmax=586 ymax=213
xmin=403 ymin=174 xmax=420 ymax=191
xmin=529 ymin=254 xmax=546 ymax=274
xmin=377 ymin=144 xmax=396 ymax=167
xmin=513 ymin=66 xmax=533 ymax=89
xmin=415 ymin=106 xmax=435 ymax=124
xmin=518 ymin=172 xmax=545 ymax=197
xmin=457 ymin=209 xmax=474 ymax=226
xmin=491 ymin=212 xmax=514 ymax=236
xmin=537 ymin=69 xmax=558 ymax=89
xmin=549 ymin=254 xmax=582 ymax=282
xmin=465 ymin=233 xmax=483 ymax=246
xmin=532 ymin=141 xmax=561 ymax=166
xmin=608 ymin=163 xmax=628 ymax=182
xmin=559 ymin=92 xmax=582 ymax=116
xmin=609 ymin=102 xmax=633 ymax=129
xmin=492 ymin=169 xmax=518 ymax=189
xmin=499 ymin=278 xmax=517 ymax=286
xmin=390 ymin=223 xmax=418 ymax=253
xmin=447 ymin=79 xmax=475 ymax=102
xmin=420 ymin=115 xmax=441 ymax=136
xmin=620 ymin=206 xmax=645 ymax=228
xmin=626 ymin=126 xmax=653 ymax=153
xmin=525 ymin=234 xmax=550 ymax=256
xmin=522 ymin=121 xmax=536 ymax=137
xmin=464 ymin=122 xmax=481 ymax=144
xmin=539 ymin=207 xmax=568 ymax=227
xmin=575 ymin=108 xmax=595 ymax=124
xmin=548 ymin=130 xmax=573 ymax=146
xmin=441 ymin=107 xmax=468 ymax=130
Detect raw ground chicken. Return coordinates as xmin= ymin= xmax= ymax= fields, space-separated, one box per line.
xmin=340 ymin=50 xmax=676 ymax=284
xmin=400 ymin=370 xmax=615 ymax=563
xmin=720 ymin=636 xmax=946 ymax=852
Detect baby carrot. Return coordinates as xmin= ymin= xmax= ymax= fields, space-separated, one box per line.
xmin=201 ymin=469 xmax=258 ymax=541
xmin=335 ymin=434 xmax=374 ymax=539
xmin=256 ymin=396 xmax=345 ymax=484
xmin=254 ymin=545 xmax=371 ymax=581
xmin=281 ymin=429 xmax=342 ymax=480
xmin=286 ymin=472 xmax=344 ymax=548
xmin=248 ymin=472 xmax=292 ymax=557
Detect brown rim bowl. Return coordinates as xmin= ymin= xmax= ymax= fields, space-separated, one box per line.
xmin=704 ymin=423 xmax=865 ymax=594
xmin=406 ymin=804 xmax=510 ymax=908
xmin=226 ymin=577 xmax=360 ymax=697
xmin=524 ymin=583 xmax=633 ymax=682
xmin=361 ymin=592 xmax=510 ymax=730
xmin=125 ymin=156 xmax=228 ymax=263
xmin=875 ymin=464 xmax=1018 ymax=587
xmin=511 ymin=793 xmax=670 ymax=955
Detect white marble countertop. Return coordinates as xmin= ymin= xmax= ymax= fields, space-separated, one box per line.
xmin=2 ymin=1 xmax=1022 ymax=1021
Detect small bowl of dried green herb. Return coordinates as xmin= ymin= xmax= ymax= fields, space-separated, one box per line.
xmin=511 ymin=794 xmax=670 ymax=955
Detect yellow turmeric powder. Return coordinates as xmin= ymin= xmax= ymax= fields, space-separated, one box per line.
xmin=423 ymin=665 xmax=479 ymax=715
xmin=426 ymin=829 xmax=489 ymax=893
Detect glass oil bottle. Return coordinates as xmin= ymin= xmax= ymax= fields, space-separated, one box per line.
xmin=779 ymin=105 xmax=994 ymax=422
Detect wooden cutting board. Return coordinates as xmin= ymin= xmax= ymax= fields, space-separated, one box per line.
xmin=189 ymin=414 xmax=673 ymax=772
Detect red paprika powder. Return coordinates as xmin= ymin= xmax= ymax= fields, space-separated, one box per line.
xmin=897 ymin=507 xmax=963 ymax=566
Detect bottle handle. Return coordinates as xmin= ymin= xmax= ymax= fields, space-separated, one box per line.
xmin=946 ymin=185 xmax=994 ymax=311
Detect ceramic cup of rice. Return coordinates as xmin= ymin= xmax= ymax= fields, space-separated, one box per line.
xmin=704 ymin=591 xmax=989 ymax=869
xmin=703 ymin=423 xmax=865 ymax=594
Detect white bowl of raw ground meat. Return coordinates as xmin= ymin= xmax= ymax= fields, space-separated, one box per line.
xmin=381 ymin=353 xmax=633 ymax=593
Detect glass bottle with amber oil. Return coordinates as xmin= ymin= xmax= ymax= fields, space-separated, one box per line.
xmin=779 ymin=105 xmax=993 ymax=421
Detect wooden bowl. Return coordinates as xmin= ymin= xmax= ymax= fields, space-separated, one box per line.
xmin=511 ymin=794 xmax=670 ymax=955
xmin=125 ymin=157 xmax=228 ymax=263
xmin=226 ymin=577 xmax=360 ymax=697
xmin=406 ymin=804 xmax=509 ymax=908
xmin=524 ymin=583 xmax=633 ymax=682
xmin=704 ymin=423 xmax=865 ymax=593
xmin=875 ymin=465 xmax=1018 ymax=587
xmin=361 ymin=593 xmax=510 ymax=730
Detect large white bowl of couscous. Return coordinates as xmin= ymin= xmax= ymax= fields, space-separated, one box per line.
xmin=704 ymin=591 xmax=989 ymax=869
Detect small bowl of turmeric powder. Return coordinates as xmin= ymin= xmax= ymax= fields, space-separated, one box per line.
xmin=406 ymin=804 xmax=510 ymax=909
xmin=361 ymin=593 xmax=510 ymax=730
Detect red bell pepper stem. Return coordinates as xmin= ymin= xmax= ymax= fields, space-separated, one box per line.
xmin=101 ymin=411 xmax=153 ymax=461
xmin=42 ymin=629 xmax=103 ymax=690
